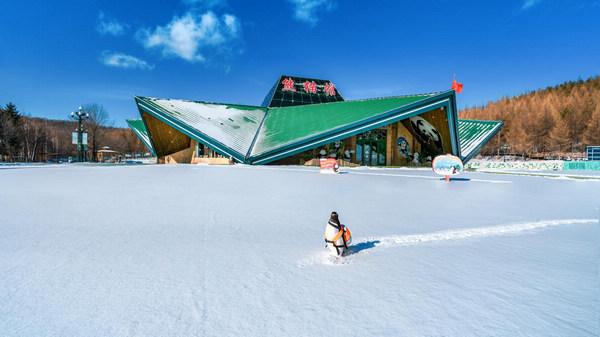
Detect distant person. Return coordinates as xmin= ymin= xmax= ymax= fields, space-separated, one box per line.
xmin=412 ymin=152 xmax=420 ymax=165
xmin=324 ymin=211 xmax=352 ymax=256
xmin=343 ymin=149 xmax=351 ymax=161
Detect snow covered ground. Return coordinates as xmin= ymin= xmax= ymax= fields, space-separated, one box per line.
xmin=0 ymin=164 xmax=598 ymax=337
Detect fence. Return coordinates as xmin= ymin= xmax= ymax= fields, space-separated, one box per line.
xmin=467 ymin=160 xmax=600 ymax=171
xmin=563 ymin=161 xmax=600 ymax=171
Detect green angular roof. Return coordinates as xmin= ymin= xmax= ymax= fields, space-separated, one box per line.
xmin=135 ymin=97 xmax=267 ymax=161
xmin=126 ymin=119 xmax=155 ymax=155
xmin=134 ymin=90 xmax=471 ymax=164
xmin=458 ymin=119 xmax=504 ymax=162
xmin=252 ymin=94 xmax=437 ymax=157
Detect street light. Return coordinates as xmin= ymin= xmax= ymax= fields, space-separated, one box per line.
xmin=500 ymin=143 xmax=510 ymax=162
xmin=70 ymin=106 xmax=89 ymax=162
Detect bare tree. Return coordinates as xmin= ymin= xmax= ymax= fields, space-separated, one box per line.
xmin=22 ymin=117 xmax=47 ymax=161
xmin=120 ymin=129 xmax=145 ymax=154
xmin=82 ymin=104 xmax=111 ymax=162
xmin=0 ymin=100 xmax=139 ymax=163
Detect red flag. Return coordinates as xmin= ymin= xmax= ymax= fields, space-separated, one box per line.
xmin=451 ymin=79 xmax=463 ymax=93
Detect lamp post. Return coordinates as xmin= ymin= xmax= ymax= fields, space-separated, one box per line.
xmin=70 ymin=106 xmax=89 ymax=162
xmin=501 ymin=144 xmax=510 ymax=162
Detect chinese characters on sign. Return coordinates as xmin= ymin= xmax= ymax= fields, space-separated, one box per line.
xmin=303 ymin=81 xmax=317 ymax=94
xmin=324 ymin=82 xmax=336 ymax=96
xmin=281 ymin=77 xmax=296 ymax=91
xmin=281 ymin=78 xmax=337 ymax=96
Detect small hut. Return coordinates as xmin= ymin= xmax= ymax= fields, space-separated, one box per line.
xmin=96 ymin=146 xmax=122 ymax=163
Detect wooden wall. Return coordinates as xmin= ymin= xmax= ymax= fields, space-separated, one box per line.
xmin=420 ymin=107 xmax=452 ymax=154
xmin=142 ymin=112 xmax=191 ymax=161
xmin=388 ymin=107 xmax=451 ymax=166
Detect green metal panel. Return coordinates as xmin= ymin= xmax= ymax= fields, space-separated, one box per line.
xmin=250 ymin=98 xmax=453 ymax=164
xmin=563 ymin=161 xmax=600 ymax=170
xmin=126 ymin=119 xmax=155 ymax=155
xmin=252 ymin=94 xmax=436 ymax=156
xmin=458 ymin=119 xmax=504 ymax=162
xmin=135 ymin=97 xmax=267 ymax=161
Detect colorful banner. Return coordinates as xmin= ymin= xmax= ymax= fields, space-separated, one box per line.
xmin=432 ymin=154 xmax=464 ymax=176
xmin=319 ymin=158 xmax=340 ymax=174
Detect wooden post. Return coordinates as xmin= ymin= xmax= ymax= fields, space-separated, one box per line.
xmin=349 ymin=136 xmax=357 ymax=163
xmin=386 ymin=125 xmax=393 ymax=166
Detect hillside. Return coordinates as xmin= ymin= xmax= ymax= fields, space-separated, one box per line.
xmin=0 ymin=102 xmax=146 ymax=162
xmin=19 ymin=117 xmax=146 ymax=161
xmin=460 ymin=76 xmax=600 ymax=158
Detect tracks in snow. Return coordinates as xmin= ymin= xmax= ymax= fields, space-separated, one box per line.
xmin=299 ymin=219 xmax=598 ymax=267
xmin=360 ymin=219 xmax=597 ymax=249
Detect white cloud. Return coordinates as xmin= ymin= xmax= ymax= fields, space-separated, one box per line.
xmin=100 ymin=52 xmax=154 ymax=70
xmin=137 ymin=11 xmax=240 ymax=63
xmin=96 ymin=12 xmax=127 ymax=36
xmin=288 ymin=0 xmax=335 ymax=25
xmin=223 ymin=14 xmax=239 ymax=35
xmin=522 ymin=0 xmax=543 ymax=10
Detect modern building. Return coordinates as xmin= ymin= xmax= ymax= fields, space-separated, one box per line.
xmin=127 ymin=75 xmax=503 ymax=166
xmin=587 ymin=146 xmax=600 ymax=161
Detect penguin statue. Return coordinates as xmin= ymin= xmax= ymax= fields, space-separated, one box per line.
xmin=324 ymin=211 xmax=352 ymax=256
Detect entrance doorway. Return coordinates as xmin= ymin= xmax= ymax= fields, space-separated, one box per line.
xmin=355 ymin=129 xmax=387 ymax=166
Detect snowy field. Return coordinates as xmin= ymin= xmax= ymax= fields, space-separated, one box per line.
xmin=1 ymin=164 xmax=598 ymax=337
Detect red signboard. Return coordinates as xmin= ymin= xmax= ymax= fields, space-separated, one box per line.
xmin=319 ymin=158 xmax=340 ymax=174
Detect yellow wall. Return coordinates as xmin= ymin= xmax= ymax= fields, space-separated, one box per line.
xmin=389 ymin=108 xmax=451 ymax=166
xmin=142 ymin=112 xmax=191 ymax=158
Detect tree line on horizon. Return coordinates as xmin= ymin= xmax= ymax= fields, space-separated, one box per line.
xmin=0 ymin=102 xmax=146 ymax=162
xmin=460 ymin=76 xmax=600 ymax=158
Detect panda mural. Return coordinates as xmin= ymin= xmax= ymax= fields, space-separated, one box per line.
xmin=402 ymin=116 xmax=444 ymax=157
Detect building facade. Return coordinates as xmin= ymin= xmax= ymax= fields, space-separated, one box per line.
xmin=128 ymin=75 xmax=503 ymax=166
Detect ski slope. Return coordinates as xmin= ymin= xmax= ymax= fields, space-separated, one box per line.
xmin=0 ymin=164 xmax=598 ymax=337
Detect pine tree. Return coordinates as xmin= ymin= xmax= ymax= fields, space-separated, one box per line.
xmin=4 ymin=103 xmax=21 ymax=123
xmin=0 ymin=104 xmax=5 ymax=156
xmin=2 ymin=103 xmax=24 ymax=160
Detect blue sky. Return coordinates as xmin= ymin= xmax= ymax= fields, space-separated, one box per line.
xmin=0 ymin=0 xmax=598 ymax=127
